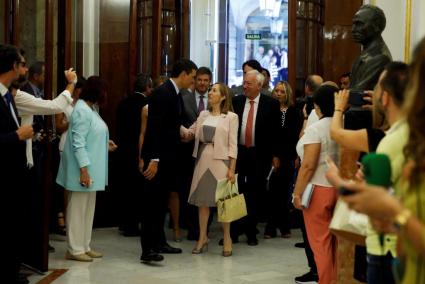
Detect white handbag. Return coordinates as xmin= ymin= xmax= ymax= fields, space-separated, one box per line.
xmin=329 ymin=199 xmax=368 ymax=246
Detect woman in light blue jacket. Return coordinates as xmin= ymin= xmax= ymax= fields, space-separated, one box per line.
xmin=57 ymin=76 xmax=115 ymax=262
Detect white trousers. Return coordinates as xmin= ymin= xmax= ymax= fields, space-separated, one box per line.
xmin=66 ymin=191 xmax=97 ymax=255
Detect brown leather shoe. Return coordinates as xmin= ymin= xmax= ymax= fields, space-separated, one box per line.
xmin=65 ymin=251 xmax=93 ymax=262
xmin=86 ymin=250 xmax=103 ymax=258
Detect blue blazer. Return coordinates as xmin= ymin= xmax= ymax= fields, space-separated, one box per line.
xmin=56 ymin=100 xmax=109 ymax=191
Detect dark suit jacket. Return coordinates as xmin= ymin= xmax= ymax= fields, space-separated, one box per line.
xmin=116 ymin=93 xmax=148 ymax=170
xmin=232 ymin=94 xmax=281 ymax=166
xmin=0 ymin=92 xmax=27 ymax=185
xmin=142 ymin=79 xmax=185 ymax=162
xmin=181 ymin=89 xmax=198 ymax=127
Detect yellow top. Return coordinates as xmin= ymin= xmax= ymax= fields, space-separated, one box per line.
xmin=366 ymin=119 xmax=409 ymax=256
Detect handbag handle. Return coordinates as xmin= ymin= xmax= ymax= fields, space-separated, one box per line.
xmin=224 ymin=181 xmax=236 ymax=200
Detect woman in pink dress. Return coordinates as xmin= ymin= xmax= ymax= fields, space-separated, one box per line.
xmin=185 ymin=82 xmax=238 ymax=257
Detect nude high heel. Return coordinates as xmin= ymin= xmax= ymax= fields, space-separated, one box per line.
xmin=192 ymin=240 xmax=209 ymax=254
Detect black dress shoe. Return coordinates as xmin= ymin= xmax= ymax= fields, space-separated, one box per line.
xmin=18 ymin=276 xmax=29 ymax=284
xmin=122 ymin=230 xmax=140 ymax=237
xmin=294 ymin=242 xmax=306 ymax=248
xmin=154 ymin=244 xmax=182 ymax=254
xmin=17 ymin=273 xmax=29 ymax=284
xmin=247 ymin=237 xmax=258 ymax=246
xmin=140 ymin=252 xmax=164 ymax=263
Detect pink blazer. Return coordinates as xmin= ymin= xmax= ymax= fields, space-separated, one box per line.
xmin=190 ymin=110 xmax=238 ymax=160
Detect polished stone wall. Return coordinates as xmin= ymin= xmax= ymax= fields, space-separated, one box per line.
xmin=19 ymin=0 xmax=45 ymax=64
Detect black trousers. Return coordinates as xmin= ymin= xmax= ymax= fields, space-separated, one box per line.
xmin=264 ymin=161 xmax=293 ymax=235
xmin=231 ymin=146 xmax=269 ymax=240
xmin=300 ymin=214 xmax=317 ymax=273
xmin=139 ymin=160 xmax=175 ymax=254
xmin=3 ymin=168 xmax=31 ymax=283
xmin=176 ymin=142 xmax=197 ymax=234
xmin=119 ymin=167 xmax=142 ymax=233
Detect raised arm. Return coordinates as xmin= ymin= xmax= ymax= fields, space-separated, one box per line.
xmin=331 ymin=89 xmax=370 ymax=152
xmin=15 ymin=68 xmax=77 ymax=116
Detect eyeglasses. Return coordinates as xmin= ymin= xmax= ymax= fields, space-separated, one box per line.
xmin=18 ymin=61 xmax=26 ymax=67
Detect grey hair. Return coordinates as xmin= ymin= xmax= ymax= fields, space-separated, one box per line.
xmin=246 ymin=69 xmax=264 ymax=86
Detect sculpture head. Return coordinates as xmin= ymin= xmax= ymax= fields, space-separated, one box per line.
xmin=352 ymin=5 xmax=386 ymax=45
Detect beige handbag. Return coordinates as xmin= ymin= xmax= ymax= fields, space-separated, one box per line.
xmin=329 ymin=199 xmax=368 ymax=246
xmin=216 ymin=180 xmax=247 ymax=223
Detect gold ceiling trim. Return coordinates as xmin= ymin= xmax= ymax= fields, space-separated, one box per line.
xmin=404 ymin=0 xmax=412 ymax=62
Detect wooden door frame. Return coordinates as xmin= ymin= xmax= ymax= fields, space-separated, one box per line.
xmin=288 ymin=0 xmax=296 ymax=97
xmin=57 ymin=0 xmax=73 ymax=91
xmin=129 ymin=0 xmax=138 ymax=93
xmin=152 ymin=0 xmax=162 ymax=78
xmin=218 ymin=0 xmax=296 ymax=88
xmin=3 ymin=0 xmax=19 ymax=44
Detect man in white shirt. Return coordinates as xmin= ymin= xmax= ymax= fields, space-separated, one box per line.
xmin=231 ymin=70 xmax=281 ymax=246
xmin=13 ymin=62 xmax=77 ymax=167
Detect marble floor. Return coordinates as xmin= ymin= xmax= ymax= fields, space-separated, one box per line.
xmin=29 ymin=225 xmax=308 ymax=284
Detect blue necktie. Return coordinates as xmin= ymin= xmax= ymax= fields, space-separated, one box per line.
xmin=4 ymin=91 xmax=12 ymax=109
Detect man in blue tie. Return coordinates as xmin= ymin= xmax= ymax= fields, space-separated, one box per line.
xmin=0 ymin=44 xmax=34 ymax=284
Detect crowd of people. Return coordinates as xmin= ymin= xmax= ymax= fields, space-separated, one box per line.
xmin=2 ymin=6 xmax=425 ymax=284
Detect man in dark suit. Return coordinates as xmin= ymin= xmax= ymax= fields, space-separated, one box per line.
xmin=232 ymin=69 xmax=281 ymax=246
xmin=0 ymin=44 xmax=34 ymax=284
xmin=139 ymin=59 xmax=198 ymax=263
xmin=116 ymin=74 xmax=152 ymax=236
xmin=180 ymin=66 xmax=212 ymax=240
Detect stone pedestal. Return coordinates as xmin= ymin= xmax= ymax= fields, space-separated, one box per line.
xmin=337 ymin=238 xmax=363 ymax=283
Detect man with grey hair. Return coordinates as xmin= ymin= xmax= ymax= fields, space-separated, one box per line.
xmin=229 ymin=69 xmax=281 ymax=246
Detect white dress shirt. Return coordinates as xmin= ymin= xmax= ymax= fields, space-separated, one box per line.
xmin=0 ymin=83 xmax=19 ymax=126
xmin=15 ymin=89 xmax=73 ymax=167
xmin=239 ymin=94 xmax=260 ymax=146
xmin=170 ymin=78 xmax=180 ymax=95
xmin=195 ymin=90 xmax=208 ymax=110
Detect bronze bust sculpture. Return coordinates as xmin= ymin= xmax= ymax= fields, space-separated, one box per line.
xmin=350 ymin=5 xmax=392 ymax=91
xmin=345 ymin=5 xmax=392 ymax=131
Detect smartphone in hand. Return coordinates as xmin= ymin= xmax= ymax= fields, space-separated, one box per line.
xmin=339 ymin=186 xmax=356 ymax=196
xmin=348 ymin=90 xmax=367 ymax=107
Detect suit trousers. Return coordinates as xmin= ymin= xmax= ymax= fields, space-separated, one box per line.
xmin=300 ymin=212 xmax=318 ymax=273
xmin=66 ymin=191 xmax=96 ymax=255
xmin=232 ymin=146 xmax=268 ymax=239
xmin=303 ymin=185 xmax=338 ymax=284
xmin=140 ymin=160 xmax=175 ymax=254
xmin=4 ymin=187 xmax=23 ymax=283
xmin=264 ymin=161 xmax=294 ymax=235
xmin=119 ymin=167 xmax=142 ymax=233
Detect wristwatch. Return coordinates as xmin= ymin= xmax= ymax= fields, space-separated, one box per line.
xmin=393 ymin=208 xmax=412 ymax=230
